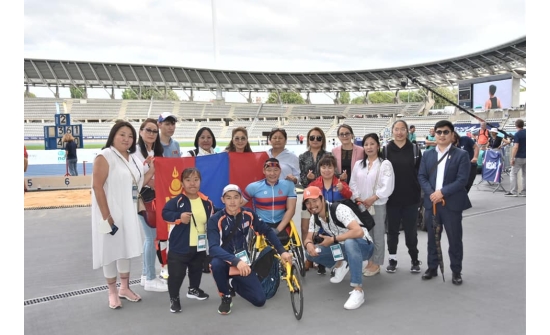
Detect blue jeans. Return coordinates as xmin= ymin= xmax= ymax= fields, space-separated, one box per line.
xmin=139 ymin=214 xmax=157 ymax=280
xmin=67 ymin=158 xmax=78 ymax=176
xmin=306 ymin=238 xmax=373 ymax=288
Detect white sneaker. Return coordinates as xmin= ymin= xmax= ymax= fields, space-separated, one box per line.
xmin=140 ymin=275 xmax=146 ymax=287
xmin=344 ymin=289 xmax=365 ymax=310
xmin=160 ymin=266 xmax=169 ymax=279
xmin=144 ymin=277 xmax=168 ymax=292
xmin=330 ymin=261 xmax=349 ymax=284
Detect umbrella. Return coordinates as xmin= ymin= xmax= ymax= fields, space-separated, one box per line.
xmin=432 ymin=200 xmax=446 ymax=282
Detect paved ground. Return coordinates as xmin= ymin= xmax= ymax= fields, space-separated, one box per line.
xmin=23 ymin=174 xmax=526 ymax=335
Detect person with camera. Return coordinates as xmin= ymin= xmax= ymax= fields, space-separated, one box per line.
xmin=302 ymin=186 xmax=374 ymax=310
xmin=91 ymin=121 xmax=156 ymax=309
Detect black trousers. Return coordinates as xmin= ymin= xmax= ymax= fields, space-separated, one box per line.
xmin=424 ymin=204 xmax=463 ymax=273
xmin=167 ymin=248 xmax=206 ymax=298
xmin=386 ymin=204 xmax=419 ymax=261
xmin=466 ymin=163 xmax=477 ymax=193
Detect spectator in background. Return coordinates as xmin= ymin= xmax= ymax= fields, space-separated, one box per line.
xmin=484 ymin=85 xmax=502 ymax=110
xmin=158 ymin=112 xmax=181 ymax=157
xmin=452 ymin=131 xmax=479 ymax=193
xmin=505 ymin=119 xmax=526 ymax=197
xmin=24 ymin=146 xmax=29 ymax=192
xmin=425 ymin=128 xmax=436 ymax=150
xmin=476 ymin=122 xmax=490 ymax=146
xmin=408 ymin=125 xmax=417 ymax=143
xmin=332 ymin=124 xmax=364 ymax=184
xmin=267 ymin=128 xmax=300 ymax=184
xmin=63 ymin=133 xmax=78 ymax=176
xmin=488 ymin=128 xmax=510 ymax=149
xmin=225 ymin=127 xmax=252 ymax=153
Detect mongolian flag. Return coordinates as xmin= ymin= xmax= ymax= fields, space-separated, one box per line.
xmin=154 ymin=151 xmax=269 ymax=240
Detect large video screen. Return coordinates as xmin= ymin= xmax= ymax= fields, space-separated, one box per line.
xmin=472 ymin=79 xmax=512 ymax=109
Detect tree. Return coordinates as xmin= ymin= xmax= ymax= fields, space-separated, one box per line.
xmin=398 ymin=90 xmax=425 ymax=103
xmin=351 ymin=96 xmax=366 ymax=104
xmin=122 ymin=88 xmax=180 ymax=101
xmin=368 ymin=92 xmax=394 ymax=104
xmin=338 ymin=91 xmax=350 ymax=104
xmin=24 ymin=91 xmax=36 ymax=98
xmin=420 ymin=86 xmax=458 ymax=106
xmin=266 ymin=91 xmax=305 ymax=104
xmin=70 ymin=86 xmax=86 ymax=99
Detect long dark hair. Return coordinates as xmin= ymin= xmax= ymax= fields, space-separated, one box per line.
xmin=138 ymin=118 xmax=164 ymax=158
xmin=103 ymin=120 xmax=137 ymax=153
xmin=193 ymin=127 xmax=217 ymax=153
xmin=360 ymin=133 xmax=382 ymax=168
xmin=226 ymin=127 xmax=252 ymax=152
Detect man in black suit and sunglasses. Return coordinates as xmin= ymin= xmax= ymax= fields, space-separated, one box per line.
xmin=418 ymin=120 xmax=471 ymax=286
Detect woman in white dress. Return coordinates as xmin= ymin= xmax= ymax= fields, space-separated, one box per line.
xmin=92 ymin=121 xmax=156 ymax=309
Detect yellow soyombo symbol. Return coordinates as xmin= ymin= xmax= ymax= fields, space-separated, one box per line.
xmin=166 ymin=166 xmax=183 ymax=203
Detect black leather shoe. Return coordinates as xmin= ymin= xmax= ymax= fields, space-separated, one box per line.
xmin=452 ymin=272 xmax=463 ymax=285
xmin=422 ymin=268 xmax=438 ymax=280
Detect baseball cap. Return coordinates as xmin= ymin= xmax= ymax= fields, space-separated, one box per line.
xmin=222 ymin=184 xmax=242 ymax=197
xmin=490 ymin=127 xmax=499 ymax=133
xmin=303 ymin=186 xmax=322 ymax=201
xmin=158 ymin=112 xmax=177 ymax=123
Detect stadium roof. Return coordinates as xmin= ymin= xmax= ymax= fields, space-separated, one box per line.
xmin=24 ymin=36 xmax=525 ymax=93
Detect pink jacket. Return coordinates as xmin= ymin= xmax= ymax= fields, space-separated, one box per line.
xmin=332 ymin=144 xmax=365 ymax=175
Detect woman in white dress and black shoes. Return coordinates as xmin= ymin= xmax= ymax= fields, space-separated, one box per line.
xmin=91 ymin=121 xmax=156 ymax=309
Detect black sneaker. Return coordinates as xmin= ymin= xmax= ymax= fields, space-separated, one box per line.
xmin=504 ymin=192 xmax=518 ymax=197
xmin=187 ymin=287 xmax=209 ymax=300
xmin=386 ymin=259 xmax=398 ymax=273
xmin=218 ymin=295 xmax=232 ymax=315
xmin=317 ymin=264 xmax=326 ymax=275
xmin=170 ymin=296 xmax=181 ymax=313
xmin=410 ymin=260 xmax=422 ymax=273
xmin=229 ymin=279 xmax=236 ymax=297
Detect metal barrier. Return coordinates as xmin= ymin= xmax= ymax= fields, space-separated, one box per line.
xmin=501 ymin=145 xmax=512 ymax=174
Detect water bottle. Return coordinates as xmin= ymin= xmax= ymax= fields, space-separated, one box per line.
xmin=357 ymin=202 xmax=367 ymax=212
xmin=315 ymin=246 xmax=322 ymax=253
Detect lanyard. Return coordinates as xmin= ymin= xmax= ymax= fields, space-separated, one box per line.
xmin=112 ymin=147 xmax=142 ymax=185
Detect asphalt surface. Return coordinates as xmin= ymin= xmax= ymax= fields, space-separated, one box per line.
xmin=24 ymin=174 xmax=526 ymax=335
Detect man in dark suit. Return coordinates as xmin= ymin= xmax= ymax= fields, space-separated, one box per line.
xmin=418 ymin=120 xmax=472 ymax=285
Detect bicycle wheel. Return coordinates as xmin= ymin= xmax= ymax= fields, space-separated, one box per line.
xmin=289 ymin=263 xmax=304 ymax=320
xmin=292 ymin=245 xmax=306 ymax=278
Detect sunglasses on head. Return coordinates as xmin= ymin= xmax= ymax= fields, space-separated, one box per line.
xmin=435 ymin=130 xmax=451 ymax=135
xmin=264 ymin=162 xmax=280 ymax=169
xmin=272 ymin=128 xmax=286 ymax=134
xmin=309 ymin=135 xmax=323 ymax=142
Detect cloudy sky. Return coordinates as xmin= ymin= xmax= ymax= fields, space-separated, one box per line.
xmin=23 ymin=0 xmax=526 ymax=101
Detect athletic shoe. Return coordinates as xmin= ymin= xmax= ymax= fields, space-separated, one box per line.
xmin=386 ymin=259 xmax=398 ymax=273
xmin=218 ymin=295 xmax=232 ymax=315
xmin=504 ymin=192 xmax=517 ymax=197
xmin=344 ymin=290 xmax=365 ymax=310
xmin=317 ymin=264 xmax=326 ymax=275
xmin=330 ymin=261 xmax=349 ymax=284
xmin=187 ymin=287 xmax=209 ymax=300
xmin=410 ymin=260 xmax=422 ymax=273
xmin=160 ymin=265 xmax=169 ymax=279
xmin=363 ymin=266 xmax=380 ymax=277
xmin=518 ymin=192 xmax=526 ymax=197
xmin=140 ymin=275 xmax=146 ymax=287
xmin=170 ymin=297 xmax=181 ymax=313
xmin=144 ymin=278 xmax=168 ymax=292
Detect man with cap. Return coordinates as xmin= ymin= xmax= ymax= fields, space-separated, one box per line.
xmin=158 ymin=112 xmax=181 ymax=157
xmin=207 ymin=184 xmax=292 ymax=315
xmin=302 ymin=186 xmax=374 ymax=310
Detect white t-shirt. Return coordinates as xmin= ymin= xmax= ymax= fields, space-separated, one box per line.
xmin=308 ymin=202 xmax=372 ymax=243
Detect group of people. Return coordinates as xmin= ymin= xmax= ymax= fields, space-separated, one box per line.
xmin=90 ymin=114 xmax=504 ymax=314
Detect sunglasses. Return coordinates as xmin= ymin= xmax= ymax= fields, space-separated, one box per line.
xmin=233 ymin=137 xmax=247 ymax=142
xmin=272 ymin=128 xmax=287 ymax=134
xmin=143 ymin=128 xmax=159 ymax=135
xmin=309 ymin=135 xmax=323 ymax=142
xmin=435 ymin=130 xmax=451 ymax=136
xmin=338 ymin=132 xmax=352 ymax=137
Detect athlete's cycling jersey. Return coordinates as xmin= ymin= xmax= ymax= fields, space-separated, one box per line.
xmin=243 ymin=179 xmax=297 ymax=224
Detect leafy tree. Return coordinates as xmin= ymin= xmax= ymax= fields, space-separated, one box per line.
xmin=398 ymin=90 xmax=425 ymax=102
xmin=70 ymin=86 xmax=86 ymax=99
xmin=420 ymin=86 xmax=457 ymax=105
xmin=24 ymin=91 xmax=36 ymax=98
xmin=368 ymin=92 xmax=394 ymax=104
xmin=339 ymin=91 xmax=350 ymax=104
xmin=122 ymin=88 xmax=180 ymax=101
xmin=351 ymin=96 xmax=366 ymax=104
xmin=266 ymin=91 xmax=305 ymax=104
